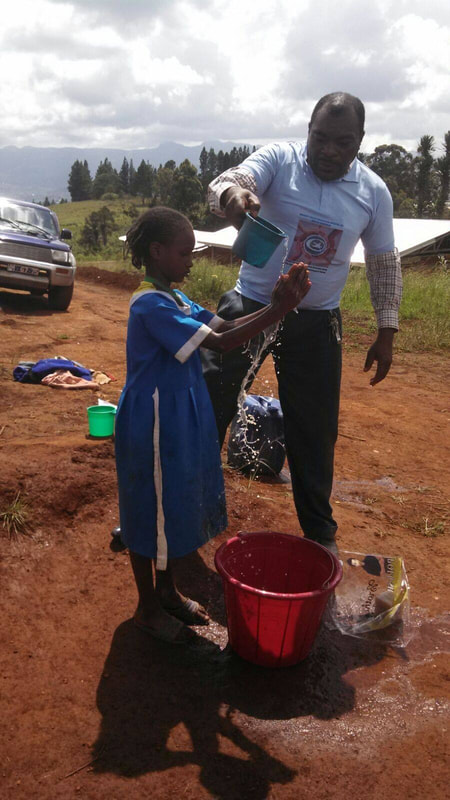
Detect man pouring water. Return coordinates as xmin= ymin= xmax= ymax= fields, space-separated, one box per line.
xmin=202 ymin=92 xmax=402 ymax=556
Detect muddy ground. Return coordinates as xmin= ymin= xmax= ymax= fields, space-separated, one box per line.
xmin=0 ymin=269 xmax=449 ymax=800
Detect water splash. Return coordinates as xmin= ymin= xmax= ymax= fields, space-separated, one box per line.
xmin=231 ymin=238 xmax=291 ymax=477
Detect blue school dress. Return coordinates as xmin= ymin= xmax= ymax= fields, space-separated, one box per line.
xmin=115 ymin=283 xmax=227 ymax=569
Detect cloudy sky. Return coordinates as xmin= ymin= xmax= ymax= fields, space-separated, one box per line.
xmin=1 ymin=0 xmax=449 ymax=155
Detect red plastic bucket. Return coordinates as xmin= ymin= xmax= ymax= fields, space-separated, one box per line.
xmin=215 ymin=531 xmax=342 ymax=667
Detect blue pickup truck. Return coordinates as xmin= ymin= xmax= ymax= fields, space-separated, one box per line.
xmin=0 ymin=197 xmax=76 ymax=311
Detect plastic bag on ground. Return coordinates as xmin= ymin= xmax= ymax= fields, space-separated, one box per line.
xmin=227 ymin=394 xmax=286 ymax=476
xmin=327 ymin=550 xmax=411 ymax=646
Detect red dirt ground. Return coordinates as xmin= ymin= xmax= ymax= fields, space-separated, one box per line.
xmin=0 ymin=269 xmax=449 ymax=800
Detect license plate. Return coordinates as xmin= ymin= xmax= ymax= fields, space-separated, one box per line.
xmin=6 ymin=263 xmax=40 ymax=277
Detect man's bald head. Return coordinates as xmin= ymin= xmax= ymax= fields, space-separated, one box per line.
xmin=309 ymin=92 xmax=365 ymax=138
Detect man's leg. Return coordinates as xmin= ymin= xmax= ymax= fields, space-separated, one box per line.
xmin=201 ymin=289 xmax=269 ymax=448
xmin=274 ymin=309 xmax=342 ymax=548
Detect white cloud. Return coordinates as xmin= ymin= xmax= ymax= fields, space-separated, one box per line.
xmin=0 ymin=0 xmax=447 ymax=151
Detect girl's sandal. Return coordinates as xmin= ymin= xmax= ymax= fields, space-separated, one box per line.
xmin=163 ymin=598 xmax=210 ymax=626
xmin=134 ymin=615 xmax=196 ymax=644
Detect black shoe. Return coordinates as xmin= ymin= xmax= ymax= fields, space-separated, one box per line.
xmin=110 ymin=526 xmax=127 ymax=552
xmin=306 ymin=535 xmax=339 ymax=557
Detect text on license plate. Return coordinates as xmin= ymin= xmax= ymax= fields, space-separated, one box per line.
xmin=6 ymin=264 xmax=40 ymax=276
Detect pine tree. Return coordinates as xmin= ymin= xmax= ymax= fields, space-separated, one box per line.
xmin=435 ymin=132 xmax=450 ymax=218
xmin=119 ymin=157 xmax=130 ymax=194
xmin=199 ymin=146 xmax=209 ymax=189
xmin=134 ymin=160 xmax=154 ymax=201
xmin=127 ymin=159 xmax=136 ymax=195
xmin=416 ymin=135 xmax=435 ymax=218
xmin=155 ymin=165 xmax=175 ymax=204
xmin=92 ymin=158 xmax=121 ymax=199
xmin=169 ymin=159 xmax=203 ymax=215
xmin=67 ymin=159 xmax=92 ymax=201
xmin=206 ymin=148 xmax=217 ymax=181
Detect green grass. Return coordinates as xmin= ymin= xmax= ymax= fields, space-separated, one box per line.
xmin=341 ymin=263 xmax=450 ymax=352
xmin=184 ymin=258 xmax=239 ymax=308
xmin=0 ymin=493 xmax=30 ymax=540
xmin=56 ymin=201 xmax=449 ymax=352
xmin=50 ymin=198 xmax=148 ymax=261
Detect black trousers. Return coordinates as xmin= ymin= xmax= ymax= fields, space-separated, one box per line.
xmin=201 ymin=290 xmax=342 ymax=543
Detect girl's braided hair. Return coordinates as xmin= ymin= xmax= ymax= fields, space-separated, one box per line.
xmin=125 ymin=206 xmax=192 ymax=270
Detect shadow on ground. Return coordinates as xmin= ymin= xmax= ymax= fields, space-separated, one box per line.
xmin=92 ymin=553 xmax=386 ymax=798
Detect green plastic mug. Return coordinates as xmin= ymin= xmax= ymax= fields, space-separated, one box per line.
xmin=232 ymin=213 xmax=287 ymax=268
xmin=87 ymin=406 xmax=116 ymax=437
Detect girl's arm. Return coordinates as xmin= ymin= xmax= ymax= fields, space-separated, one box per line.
xmin=213 ymin=305 xmax=271 ymax=333
xmin=202 ymin=263 xmax=310 ymax=353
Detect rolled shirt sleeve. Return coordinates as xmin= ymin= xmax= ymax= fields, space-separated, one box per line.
xmin=208 ymin=166 xmax=258 ymax=216
xmin=360 ymin=182 xmax=401 ymax=329
xmin=365 ymin=249 xmax=402 ymax=329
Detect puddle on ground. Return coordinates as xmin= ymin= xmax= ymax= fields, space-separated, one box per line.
xmin=333 ymin=476 xmax=408 ymax=499
xmin=404 ymin=609 xmax=450 ymax=663
xmin=333 ymin=476 xmax=408 ymax=508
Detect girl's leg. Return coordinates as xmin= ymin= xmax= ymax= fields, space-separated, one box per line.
xmin=155 ymin=560 xmax=209 ymax=625
xmin=129 ymin=551 xmax=195 ymax=642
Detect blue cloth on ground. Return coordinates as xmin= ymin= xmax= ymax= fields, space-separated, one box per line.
xmin=13 ymin=358 xmax=92 ymax=383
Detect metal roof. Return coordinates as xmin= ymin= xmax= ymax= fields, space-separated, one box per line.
xmin=193 ymin=219 xmax=450 ymax=263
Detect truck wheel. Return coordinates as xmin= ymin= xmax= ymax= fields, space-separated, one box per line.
xmin=48 ymin=284 xmax=74 ymax=311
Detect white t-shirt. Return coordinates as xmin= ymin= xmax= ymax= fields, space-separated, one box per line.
xmin=235 ymin=141 xmax=395 ymax=309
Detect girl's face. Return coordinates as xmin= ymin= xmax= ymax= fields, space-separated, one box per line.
xmin=154 ymin=227 xmax=195 ymax=283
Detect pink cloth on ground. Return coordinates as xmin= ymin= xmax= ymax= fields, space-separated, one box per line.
xmin=41 ymin=370 xmax=99 ymax=390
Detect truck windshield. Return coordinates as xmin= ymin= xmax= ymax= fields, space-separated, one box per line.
xmin=0 ymin=202 xmax=58 ymax=237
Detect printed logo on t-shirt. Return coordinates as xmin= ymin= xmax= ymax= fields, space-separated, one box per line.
xmin=286 ymin=214 xmax=344 ymax=274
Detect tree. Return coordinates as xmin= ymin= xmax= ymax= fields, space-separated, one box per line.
xmin=416 ymin=135 xmax=435 ymax=218
xmin=155 ymin=165 xmax=175 ymax=204
xmin=199 ymin=146 xmax=209 ymax=190
xmin=169 ymin=159 xmax=203 ymax=216
xmin=435 ymin=131 xmax=450 ymax=218
xmin=119 ymin=157 xmax=130 ymax=194
xmin=365 ymin=144 xmax=416 ymax=217
xmin=134 ymin=160 xmax=155 ymax=201
xmin=206 ymin=148 xmax=217 ymax=182
xmin=129 ymin=159 xmax=137 ymax=195
xmin=79 ymin=206 xmax=115 ymax=251
xmin=67 ymin=159 xmax=92 ymax=201
xmin=92 ymin=158 xmax=121 ymax=199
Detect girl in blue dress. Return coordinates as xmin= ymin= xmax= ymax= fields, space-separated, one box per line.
xmin=116 ymin=207 xmax=311 ymax=644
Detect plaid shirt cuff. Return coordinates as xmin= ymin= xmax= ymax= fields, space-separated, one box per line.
xmin=208 ymin=167 xmax=258 ymax=217
xmin=365 ymin=249 xmax=402 ymax=330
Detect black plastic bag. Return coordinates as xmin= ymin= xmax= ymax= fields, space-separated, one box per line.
xmin=227 ymin=395 xmax=285 ymax=476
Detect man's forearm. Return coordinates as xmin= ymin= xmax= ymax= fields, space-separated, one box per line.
xmin=365 ymin=249 xmax=402 ymax=329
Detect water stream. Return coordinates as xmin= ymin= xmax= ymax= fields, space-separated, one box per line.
xmin=230 ymin=238 xmax=291 ymax=476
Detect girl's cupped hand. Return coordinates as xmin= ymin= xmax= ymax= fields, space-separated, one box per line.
xmin=271 ymin=262 xmax=311 ymax=313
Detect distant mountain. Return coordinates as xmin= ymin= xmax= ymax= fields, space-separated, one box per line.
xmin=0 ymin=141 xmax=254 ymax=202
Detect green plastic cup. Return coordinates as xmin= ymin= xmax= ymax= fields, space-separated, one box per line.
xmin=232 ymin=213 xmax=287 ymax=268
xmin=87 ymin=406 xmax=116 ymax=437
